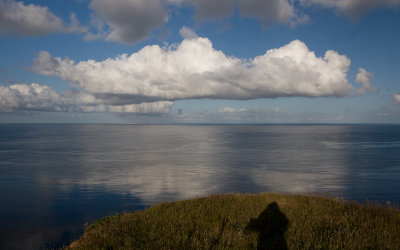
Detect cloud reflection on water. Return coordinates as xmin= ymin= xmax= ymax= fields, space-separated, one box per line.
xmin=56 ymin=125 xmax=354 ymax=202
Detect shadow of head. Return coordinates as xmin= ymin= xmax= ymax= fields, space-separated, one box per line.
xmin=245 ymin=202 xmax=289 ymax=250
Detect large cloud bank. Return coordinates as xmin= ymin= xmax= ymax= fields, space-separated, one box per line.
xmin=33 ymin=29 xmax=359 ymax=106
xmin=1 ymin=30 xmax=374 ymax=113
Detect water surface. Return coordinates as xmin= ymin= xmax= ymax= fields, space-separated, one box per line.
xmin=1 ymin=124 xmax=400 ymax=249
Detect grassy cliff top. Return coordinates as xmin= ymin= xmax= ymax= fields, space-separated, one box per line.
xmin=69 ymin=193 xmax=400 ymax=249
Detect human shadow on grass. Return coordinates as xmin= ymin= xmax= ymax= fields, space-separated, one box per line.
xmin=245 ymin=202 xmax=290 ymax=250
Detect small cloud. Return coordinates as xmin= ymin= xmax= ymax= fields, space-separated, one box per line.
xmin=274 ymin=107 xmax=280 ymax=113
xmin=32 ymin=51 xmax=61 ymax=76
xmin=82 ymin=13 xmax=107 ymax=41
xmin=355 ymin=68 xmax=378 ymax=95
xmin=218 ymin=107 xmax=236 ymax=113
xmin=393 ymin=93 xmax=400 ymax=105
xmin=66 ymin=13 xmax=88 ymax=34
xmin=179 ymin=26 xmax=198 ymax=39
xmin=194 ymin=107 xmax=273 ymax=123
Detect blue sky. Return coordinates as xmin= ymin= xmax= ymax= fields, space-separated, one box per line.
xmin=0 ymin=0 xmax=400 ymax=123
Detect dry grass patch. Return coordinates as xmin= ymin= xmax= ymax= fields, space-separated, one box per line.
xmin=68 ymin=193 xmax=400 ymax=249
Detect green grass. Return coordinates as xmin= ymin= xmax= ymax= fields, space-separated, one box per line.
xmin=68 ymin=193 xmax=400 ymax=249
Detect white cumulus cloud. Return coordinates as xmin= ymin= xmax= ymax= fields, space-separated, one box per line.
xmin=0 ymin=0 xmax=86 ymax=36
xmin=33 ymin=28 xmax=361 ymax=105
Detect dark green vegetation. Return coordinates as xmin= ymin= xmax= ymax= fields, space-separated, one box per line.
xmin=69 ymin=193 xmax=400 ymax=249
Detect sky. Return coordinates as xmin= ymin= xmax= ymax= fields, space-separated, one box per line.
xmin=0 ymin=0 xmax=400 ymax=124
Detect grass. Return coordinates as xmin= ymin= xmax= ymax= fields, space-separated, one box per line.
xmin=68 ymin=193 xmax=400 ymax=249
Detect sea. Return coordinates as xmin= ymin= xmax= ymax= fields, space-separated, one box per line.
xmin=1 ymin=124 xmax=400 ymax=249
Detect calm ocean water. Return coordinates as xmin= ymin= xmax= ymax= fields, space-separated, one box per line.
xmin=1 ymin=124 xmax=400 ymax=249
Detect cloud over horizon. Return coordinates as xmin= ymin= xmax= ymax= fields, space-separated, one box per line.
xmin=0 ymin=83 xmax=173 ymax=113
xmin=0 ymin=29 xmax=377 ymax=114
xmin=33 ymin=29 xmax=364 ymax=108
